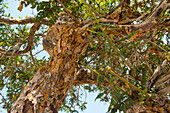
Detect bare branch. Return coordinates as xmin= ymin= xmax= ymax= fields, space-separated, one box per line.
xmin=158 ymin=84 xmax=170 ymax=95
xmin=148 ymin=40 xmax=170 ymax=55
xmin=30 ymin=50 xmax=37 ymax=68
xmin=155 ymin=71 xmax=170 ymax=87
xmin=0 ymin=16 xmax=49 ymax=26
xmin=0 ymin=93 xmax=8 ymax=105
xmin=147 ymin=60 xmax=168 ymax=91
xmin=19 ymin=23 xmax=41 ymax=54
xmin=147 ymin=0 xmax=169 ymax=19
xmin=57 ymin=0 xmax=70 ymax=14
xmin=33 ymin=49 xmax=45 ymax=56
xmin=106 ymin=2 xmax=123 ymax=17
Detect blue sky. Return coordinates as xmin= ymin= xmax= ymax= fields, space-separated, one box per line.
xmin=0 ymin=0 xmax=111 ymax=113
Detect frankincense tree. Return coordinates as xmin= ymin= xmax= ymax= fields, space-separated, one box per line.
xmin=0 ymin=0 xmax=170 ymax=113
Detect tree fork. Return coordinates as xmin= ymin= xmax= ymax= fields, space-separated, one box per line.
xmin=8 ymin=16 xmax=92 ymax=112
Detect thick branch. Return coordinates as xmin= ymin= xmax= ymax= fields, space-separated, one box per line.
xmin=157 ymin=84 xmax=170 ymax=95
xmin=0 ymin=23 xmax=41 ymax=57
xmin=147 ymin=0 xmax=169 ymax=19
xmin=0 ymin=16 xmax=49 ymax=26
xmin=74 ymin=68 xmax=110 ymax=86
xmin=155 ymin=71 xmax=170 ymax=87
xmin=18 ymin=23 xmax=41 ymax=54
xmin=147 ymin=60 xmax=170 ymax=95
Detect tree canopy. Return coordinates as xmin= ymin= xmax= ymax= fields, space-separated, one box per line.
xmin=0 ymin=0 xmax=170 ymax=113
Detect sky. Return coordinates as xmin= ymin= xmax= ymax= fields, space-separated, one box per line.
xmin=0 ymin=0 xmax=111 ymax=113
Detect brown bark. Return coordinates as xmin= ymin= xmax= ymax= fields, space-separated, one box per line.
xmin=0 ymin=16 xmax=49 ymax=25
xmin=127 ymin=96 xmax=170 ymax=113
xmin=127 ymin=65 xmax=170 ymax=113
xmin=8 ymin=18 xmax=89 ymax=112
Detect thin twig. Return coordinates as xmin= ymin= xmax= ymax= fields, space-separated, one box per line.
xmin=57 ymin=0 xmax=70 ymax=14
xmin=33 ymin=49 xmax=45 ymax=56
xmin=57 ymin=0 xmax=78 ymax=22
xmin=106 ymin=2 xmax=123 ymax=17
xmin=30 ymin=50 xmax=37 ymax=67
xmin=105 ymin=67 xmax=150 ymax=96
xmin=148 ymin=40 xmax=170 ymax=55
xmin=83 ymin=0 xmax=102 ymax=17
xmin=76 ymin=86 xmax=80 ymax=104
xmin=146 ymin=62 xmax=154 ymax=74
xmin=0 ymin=92 xmax=8 ymax=106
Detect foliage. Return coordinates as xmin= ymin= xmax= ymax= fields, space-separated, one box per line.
xmin=0 ymin=0 xmax=48 ymax=110
xmin=0 ymin=0 xmax=170 ymax=112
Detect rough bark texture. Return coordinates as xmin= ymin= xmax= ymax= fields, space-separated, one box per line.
xmin=8 ymin=13 xmax=91 ymax=113
xmin=8 ymin=0 xmax=170 ymax=113
xmin=127 ymin=96 xmax=170 ymax=113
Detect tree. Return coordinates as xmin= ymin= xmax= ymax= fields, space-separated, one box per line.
xmin=0 ymin=0 xmax=169 ymax=112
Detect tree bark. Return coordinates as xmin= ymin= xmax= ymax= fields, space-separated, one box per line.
xmin=127 ymin=96 xmax=170 ymax=113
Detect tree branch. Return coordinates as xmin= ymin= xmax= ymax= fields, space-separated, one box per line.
xmin=147 ymin=0 xmax=169 ymax=19
xmin=147 ymin=60 xmax=169 ymax=93
xmin=74 ymin=67 xmax=110 ymax=86
xmin=158 ymin=84 xmax=170 ymax=95
xmin=57 ymin=0 xmax=70 ymax=14
xmin=18 ymin=23 xmax=41 ymax=54
xmin=106 ymin=2 xmax=123 ymax=17
xmin=82 ymin=0 xmax=102 ymax=17
xmin=0 ymin=16 xmax=49 ymax=26
xmin=0 ymin=23 xmax=41 ymax=57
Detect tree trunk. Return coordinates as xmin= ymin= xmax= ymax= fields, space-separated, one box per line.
xmin=8 ymin=21 xmax=105 ymax=113
xmin=8 ymin=17 xmax=91 ymax=112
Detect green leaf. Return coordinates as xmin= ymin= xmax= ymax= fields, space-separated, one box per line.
xmin=95 ymin=92 xmax=104 ymax=101
xmin=97 ymin=76 xmax=103 ymax=87
xmin=0 ymin=42 xmax=3 ymax=46
xmin=142 ymin=68 xmax=146 ymax=88
xmin=114 ymin=30 xmax=139 ymax=43
xmin=2 ymin=4 xmax=8 ymax=8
